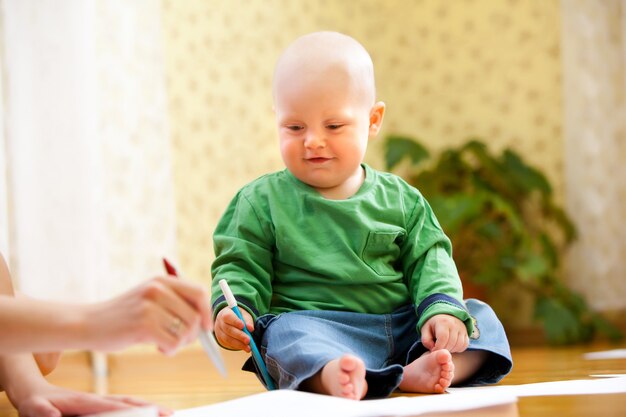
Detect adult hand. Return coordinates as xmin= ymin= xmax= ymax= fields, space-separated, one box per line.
xmin=1 ymin=352 xmax=171 ymax=417
xmin=420 ymin=314 xmax=469 ymax=353
xmin=14 ymin=380 xmax=171 ymax=417
xmin=84 ymin=277 xmax=213 ymax=355
xmin=214 ymin=307 xmax=254 ymax=352
xmin=33 ymin=352 xmax=61 ymax=376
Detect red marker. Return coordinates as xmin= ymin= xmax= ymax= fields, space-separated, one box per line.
xmin=163 ymin=257 xmax=178 ymax=277
xmin=161 ymin=257 xmax=227 ymax=377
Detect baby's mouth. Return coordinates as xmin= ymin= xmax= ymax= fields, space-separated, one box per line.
xmin=307 ymin=157 xmax=332 ymax=164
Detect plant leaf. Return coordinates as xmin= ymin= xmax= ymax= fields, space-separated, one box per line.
xmin=591 ymin=314 xmax=624 ymax=342
xmin=515 ymin=253 xmax=550 ymax=283
xmin=502 ymin=149 xmax=552 ymax=195
xmin=428 ymin=193 xmax=485 ymax=234
xmin=382 ymin=135 xmax=615 ymax=344
xmin=534 ymin=297 xmax=591 ymax=344
xmin=384 ymin=135 xmax=429 ymax=170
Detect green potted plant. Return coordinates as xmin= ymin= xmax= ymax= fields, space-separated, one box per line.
xmin=384 ymin=135 xmax=622 ymax=344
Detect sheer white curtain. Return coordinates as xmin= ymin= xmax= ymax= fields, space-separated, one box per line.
xmin=0 ymin=63 xmax=8 ymax=260
xmin=0 ymin=0 xmax=176 ymax=303
xmin=561 ymin=0 xmax=626 ymax=311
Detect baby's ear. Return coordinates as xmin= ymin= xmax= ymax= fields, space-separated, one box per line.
xmin=368 ymin=101 xmax=386 ymax=136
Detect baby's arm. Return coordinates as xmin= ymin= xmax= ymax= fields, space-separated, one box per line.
xmin=420 ymin=314 xmax=469 ymax=353
xmin=214 ymin=307 xmax=254 ymax=352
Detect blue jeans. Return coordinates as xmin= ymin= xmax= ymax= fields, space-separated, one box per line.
xmin=243 ymin=299 xmax=513 ymax=399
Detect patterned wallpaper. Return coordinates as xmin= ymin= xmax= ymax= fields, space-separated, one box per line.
xmin=161 ymin=0 xmax=563 ymax=287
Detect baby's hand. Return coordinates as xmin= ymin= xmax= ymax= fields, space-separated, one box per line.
xmin=420 ymin=314 xmax=469 ymax=353
xmin=214 ymin=307 xmax=254 ymax=352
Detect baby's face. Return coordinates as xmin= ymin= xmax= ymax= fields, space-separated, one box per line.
xmin=274 ymin=66 xmax=376 ymax=199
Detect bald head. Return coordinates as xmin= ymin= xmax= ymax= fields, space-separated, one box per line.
xmin=272 ymin=32 xmax=377 ymax=107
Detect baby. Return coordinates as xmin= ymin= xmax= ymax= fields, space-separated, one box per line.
xmin=211 ymin=31 xmax=512 ymax=400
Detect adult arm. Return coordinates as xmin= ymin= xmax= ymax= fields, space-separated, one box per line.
xmin=0 ymin=254 xmax=213 ymax=355
xmin=0 ymin=353 xmax=169 ymax=417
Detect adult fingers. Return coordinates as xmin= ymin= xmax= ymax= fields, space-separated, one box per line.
xmin=104 ymin=395 xmax=151 ymax=406
xmin=158 ymin=312 xmax=191 ymax=355
xmin=141 ymin=279 xmax=202 ymax=345
xmin=48 ymin=392 xmax=132 ymax=416
xmin=157 ymin=277 xmax=213 ymax=331
xmin=105 ymin=395 xmax=172 ymax=416
xmin=142 ymin=304 xmax=191 ymax=355
xmin=18 ymin=398 xmax=62 ymax=417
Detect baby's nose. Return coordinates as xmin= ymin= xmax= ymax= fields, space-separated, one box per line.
xmin=304 ymin=131 xmax=326 ymax=148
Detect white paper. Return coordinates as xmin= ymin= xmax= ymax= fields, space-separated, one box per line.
xmin=175 ymin=376 xmax=626 ymax=417
xmin=449 ymin=375 xmax=626 ymax=397
xmin=583 ymin=348 xmax=626 ymax=360
xmin=174 ymin=389 xmax=516 ymax=417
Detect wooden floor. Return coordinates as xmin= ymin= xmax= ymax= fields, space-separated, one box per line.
xmin=1 ymin=343 xmax=625 ymax=416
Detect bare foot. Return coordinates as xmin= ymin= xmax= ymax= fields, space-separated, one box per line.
xmin=399 ymin=349 xmax=454 ymax=393
xmin=319 ymin=354 xmax=368 ymax=400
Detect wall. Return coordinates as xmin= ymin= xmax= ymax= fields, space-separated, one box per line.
xmin=161 ymin=0 xmax=564 ymax=290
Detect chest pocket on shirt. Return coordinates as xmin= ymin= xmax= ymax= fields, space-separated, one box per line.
xmin=361 ymin=230 xmax=404 ymax=276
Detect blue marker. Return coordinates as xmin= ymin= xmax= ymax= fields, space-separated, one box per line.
xmin=218 ymin=279 xmax=276 ymax=390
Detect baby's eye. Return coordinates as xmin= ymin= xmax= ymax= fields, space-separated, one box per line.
xmin=286 ymin=125 xmax=304 ymax=131
xmin=327 ymin=124 xmax=344 ymax=130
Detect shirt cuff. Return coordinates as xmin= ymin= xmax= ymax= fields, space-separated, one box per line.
xmin=416 ymin=293 xmax=474 ymax=336
xmin=211 ymin=295 xmax=260 ymax=321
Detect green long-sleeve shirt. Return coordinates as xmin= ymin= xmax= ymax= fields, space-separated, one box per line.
xmin=211 ymin=164 xmax=472 ymax=333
